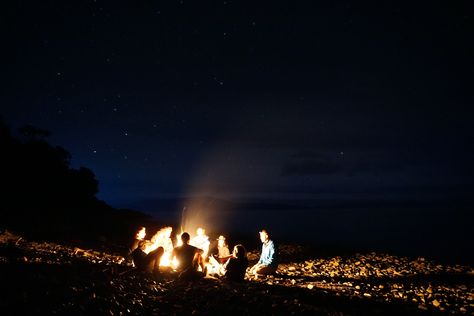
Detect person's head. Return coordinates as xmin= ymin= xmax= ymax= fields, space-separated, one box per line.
xmin=181 ymin=232 xmax=190 ymax=244
xmin=259 ymin=229 xmax=269 ymax=243
xmin=217 ymin=235 xmax=226 ymax=247
xmin=138 ymin=240 xmax=147 ymax=251
xmin=196 ymin=227 xmax=205 ymax=236
xmin=233 ymin=244 xmax=247 ymax=258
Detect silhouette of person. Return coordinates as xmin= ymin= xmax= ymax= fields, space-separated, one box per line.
xmin=223 ymin=244 xmax=248 ymax=282
xmin=130 ymin=226 xmax=146 ymax=254
xmin=172 ymin=232 xmax=205 ymax=280
xmin=249 ymin=229 xmax=278 ymax=277
xmin=131 ymin=240 xmax=164 ymax=274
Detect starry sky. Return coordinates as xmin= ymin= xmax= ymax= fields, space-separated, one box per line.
xmin=2 ymin=1 xmax=473 ymax=212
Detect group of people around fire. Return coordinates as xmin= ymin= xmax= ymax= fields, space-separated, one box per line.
xmin=129 ymin=226 xmax=278 ymax=282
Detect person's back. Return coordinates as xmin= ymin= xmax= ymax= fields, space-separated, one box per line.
xmin=224 ymin=244 xmax=248 ymax=282
xmin=172 ymin=232 xmax=204 ymax=279
xmin=131 ymin=246 xmax=148 ymax=270
xmin=173 ymin=243 xmax=200 ymax=272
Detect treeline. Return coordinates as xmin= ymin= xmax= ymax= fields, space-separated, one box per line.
xmin=0 ymin=118 xmax=155 ymax=248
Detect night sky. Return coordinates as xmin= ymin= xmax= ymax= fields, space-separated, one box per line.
xmin=2 ymin=1 xmax=473 ymax=214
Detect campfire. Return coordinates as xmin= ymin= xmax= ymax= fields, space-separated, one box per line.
xmin=137 ymin=226 xmax=215 ymax=272
xmin=138 ymin=226 xmax=177 ymax=268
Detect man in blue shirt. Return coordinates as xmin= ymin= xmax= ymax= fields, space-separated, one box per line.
xmin=249 ymin=229 xmax=278 ymax=277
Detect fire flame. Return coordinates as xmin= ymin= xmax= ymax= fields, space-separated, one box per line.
xmin=137 ymin=226 xmax=212 ymax=269
xmin=139 ymin=227 xmax=175 ymax=267
xmin=136 ymin=227 xmax=146 ymax=240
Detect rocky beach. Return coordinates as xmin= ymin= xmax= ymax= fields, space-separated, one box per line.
xmin=1 ymin=231 xmax=472 ymax=315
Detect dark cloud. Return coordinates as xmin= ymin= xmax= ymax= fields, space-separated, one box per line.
xmin=281 ymin=150 xmax=408 ymax=178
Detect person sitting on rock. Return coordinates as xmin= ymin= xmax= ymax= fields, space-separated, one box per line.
xmin=190 ymin=227 xmax=210 ymax=258
xmin=214 ymin=235 xmax=231 ymax=264
xmin=249 ymin=229 xmax=278 ymax=277
xmin=222 ymin=244 xmax=249 ymax=282
xmin=130 ymin=226 xmax=146 ymax=254
xmin=131 ymin=240 xmax=164 ymax=275
xmin=172 ymin=232 xmax=205 ymax=280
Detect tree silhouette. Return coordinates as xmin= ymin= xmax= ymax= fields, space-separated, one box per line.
xmin=19 ymin=124 xmax=51 ymax=140
xmin=0 ymin=118 xmax=154 ymax=245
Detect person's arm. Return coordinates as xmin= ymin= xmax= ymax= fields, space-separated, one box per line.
xmin=257 ymin=246 xmax=264 ymax=264
xmin=130 ymin=239 xmax=140 ymax=254
xmin=194 ymin=247 xmax=205 ymax=271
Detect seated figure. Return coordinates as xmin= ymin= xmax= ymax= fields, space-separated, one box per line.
xmin=172 ymin=232 xmax=205 ymax=280
xmin=249 ymin=229 xmax=278 ymax=277
xmin=214 ymin=235 xmax=231 ymax=264
xmin=131 ymin=241 xmax=164 ymax=274
xmin=222 ymin=244 xmax=248 ymax=282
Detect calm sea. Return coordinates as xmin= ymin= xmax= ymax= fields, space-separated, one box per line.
xmin=147 ymin=206 xmax=473 ymax=264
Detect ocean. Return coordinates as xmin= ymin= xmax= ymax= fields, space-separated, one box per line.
xmin=143 ymin=202 xmax=473 ymax=265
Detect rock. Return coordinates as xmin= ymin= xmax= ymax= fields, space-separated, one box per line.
xmin=1 ymin=231 xmax=473 ymax=315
